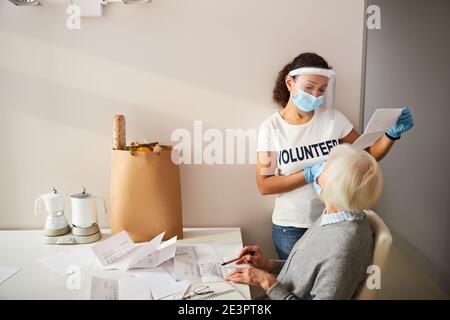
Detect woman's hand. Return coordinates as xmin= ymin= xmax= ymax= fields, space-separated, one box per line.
xmin=386 ymin=106 xmax=414 ymax=139
xmin=225 ymin=266 xmax=277 ymax=291
xmin=234 ymin=245 xmax=274 ymax=272
xmin=303 ymin=161 xmax=325 ymax=184
xmin=304 ymin=161 xmax=326 ymax=194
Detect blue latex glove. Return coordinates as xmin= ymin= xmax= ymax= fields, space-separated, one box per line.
xmin=304 ymin=161 xmax=325 ymax=185
xmin=386 ymin=106 xmax=414 ymax=139
xmin=313 ymin=180 xmax=322 ymax=194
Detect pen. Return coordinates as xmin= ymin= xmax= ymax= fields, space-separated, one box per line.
xmin=221 ymin=250 xmax=255 ymax=266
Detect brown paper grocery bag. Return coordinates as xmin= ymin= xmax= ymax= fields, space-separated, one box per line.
xmin=111 ymin=146 xmax=183 ymax=242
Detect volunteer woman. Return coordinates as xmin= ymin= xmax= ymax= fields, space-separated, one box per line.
xmin=256 ymin=52 xmax=414 ymax=259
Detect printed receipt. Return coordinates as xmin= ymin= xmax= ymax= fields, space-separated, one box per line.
xmin=92 ymin=231 xmax=135 ymax=265
xmin=174 ymin=244 xmax=231 ymax=283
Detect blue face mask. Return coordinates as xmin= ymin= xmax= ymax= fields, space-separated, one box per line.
xmin=292 ymin=89 xmax=324 ymax=112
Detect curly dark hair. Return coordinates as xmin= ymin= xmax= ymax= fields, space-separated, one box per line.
xmin=273 ymin=52 xmax=331 ymax=108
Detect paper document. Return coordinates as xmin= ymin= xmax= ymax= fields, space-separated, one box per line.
xmin=118 ymin=277 xmax=154 ymax=300
xmin=214 ymin=243 xmax=242 ymax=262
xmin=38 ymin=248 xmax=94 ymax=276
xmin=92 ymin=231 xmax=177 ymax=270
xmin=159 ymin=258 xmax=176 ymax=279
xmin=91 ymin=277 xmax=154 ymax=300
xmin=174 ymin=244 xmax=233 ymax=283
xmin=90 ymin=276 xmax=154 ymax=300
xmin=133 ymin=267 xmax=189 ymax=300
xmin=91 ymin=231 xmax=135 ymax=265
xmin=90 ymin=267 xmax=188 ymax=300
xmin=353 ymin=108 xmax=402 ymax=149
xmin=0 ymin=267 xmax=20 ymax=286
xmin=90 ymin=277 xmax=153 ymax=300
xmin=90 ymin=276 xmax=120 ymax=300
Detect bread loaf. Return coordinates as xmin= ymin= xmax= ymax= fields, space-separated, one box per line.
xmin=113 ymin=115 xmax=126 ymax=150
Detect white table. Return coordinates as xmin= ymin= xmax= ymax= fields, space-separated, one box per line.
xmin=0 ymin=228 xmax=251 ymax=300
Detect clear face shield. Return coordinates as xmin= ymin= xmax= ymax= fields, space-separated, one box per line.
xmin=288 ymin=67 xmax=337 ymax=110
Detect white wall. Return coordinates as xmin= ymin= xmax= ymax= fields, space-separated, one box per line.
xmin=0 ymin=0 xmax=366 ymax=258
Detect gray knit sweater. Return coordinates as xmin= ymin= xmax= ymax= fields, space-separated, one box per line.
xmin=266 ymin=214 xmax=373 ymax=300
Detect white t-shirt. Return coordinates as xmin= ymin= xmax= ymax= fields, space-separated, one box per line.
xmin=257 ymin=108 xmax=354 ymax=228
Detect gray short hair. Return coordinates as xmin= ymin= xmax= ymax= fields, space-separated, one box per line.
xmin=321 ymin=144 xmax=383 ymax=212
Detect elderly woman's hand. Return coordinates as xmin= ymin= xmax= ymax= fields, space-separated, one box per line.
xmin=225 ymin=266 xmax=277 ymax=291
xmin=234 ymin=245 xmax=274 ymax=272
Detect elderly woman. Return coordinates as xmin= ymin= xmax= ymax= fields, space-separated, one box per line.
xmin=226 ymin=144 xmax=383 ymax=300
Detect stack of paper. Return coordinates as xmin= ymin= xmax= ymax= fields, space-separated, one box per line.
xmin=92 ymin=231 xmax=177 ymax=270
xmin=90 ymin=267 xmax=188 ymax=300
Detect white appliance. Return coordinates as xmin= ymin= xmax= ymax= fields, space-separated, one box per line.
xmin=34 ymin=188 xmax=71 ymax=238
xmin=70 ymin=187 xmax=104 ymax=243
xmin=34 ymin=187 xmax=104 ymax=245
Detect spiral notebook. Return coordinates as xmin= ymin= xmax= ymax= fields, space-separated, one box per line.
xmin=190 ymin=282 xmax=246 ymax=300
